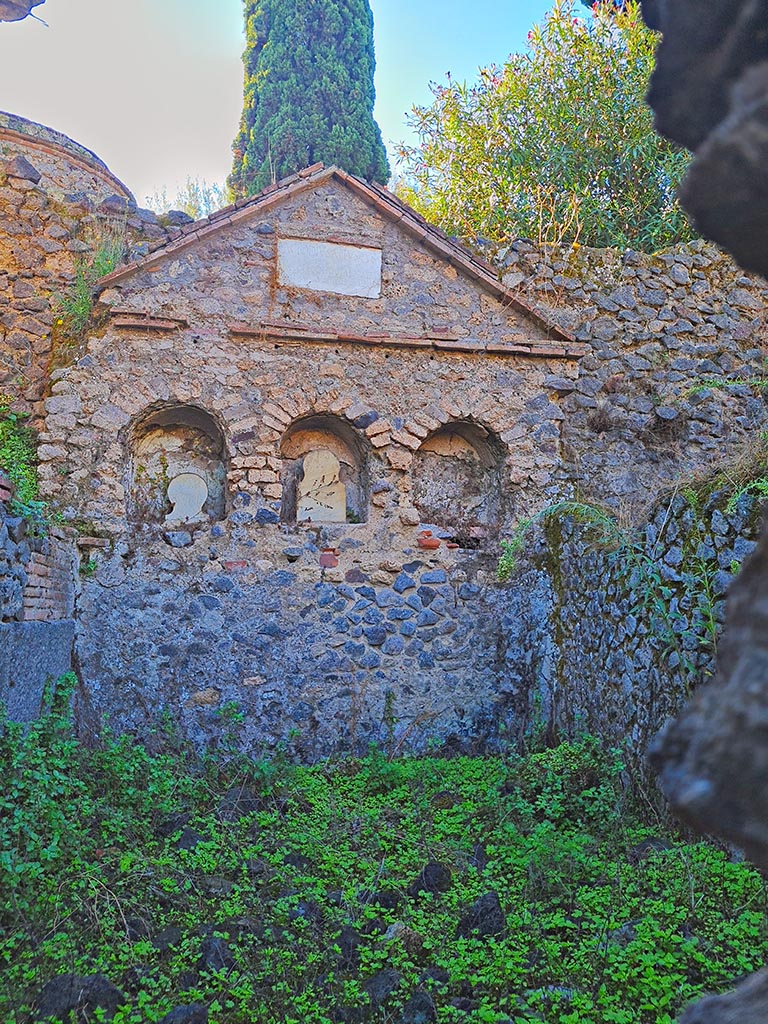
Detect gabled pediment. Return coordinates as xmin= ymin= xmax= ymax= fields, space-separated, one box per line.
xmin=98 ymin=164 xmax=580 ymax=354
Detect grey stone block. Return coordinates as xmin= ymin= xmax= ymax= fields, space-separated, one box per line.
xmin=0 ymin=621 xmax=74 ymax=722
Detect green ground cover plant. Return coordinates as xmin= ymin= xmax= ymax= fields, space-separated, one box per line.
xmin=1 ymin=680 xmax=766 ymax=1023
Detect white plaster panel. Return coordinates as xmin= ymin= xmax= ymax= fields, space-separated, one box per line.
xmin=277 ymin=238 xmax=382 ymax=298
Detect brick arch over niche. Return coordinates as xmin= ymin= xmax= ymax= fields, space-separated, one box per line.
xmin=279 ymin=413 xmax=371 ymax=524
xmin=125 ymin=403 xmax=229 ymax=526
xmin=411 ymin=420 xmax=506 ymax=547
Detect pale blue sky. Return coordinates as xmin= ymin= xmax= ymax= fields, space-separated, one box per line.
xmin=0 ymin=0 xmax=553 ymax=204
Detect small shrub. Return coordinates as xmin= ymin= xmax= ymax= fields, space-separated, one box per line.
xmin=55 ymin=226 xmax=126 ymax=339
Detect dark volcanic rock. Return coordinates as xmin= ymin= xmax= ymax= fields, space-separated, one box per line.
xmin=175 ymin=826 xmax=206 ymax=851
xmin=35 ymin=973 xmax=125 ymax=1021
xmin=678 ymin=966 xmax=768 ymax=1023
xmin=407 ymin=861 xmax=452 ymax=897
xmin=156 ymin=812 xmax=191 ymax=838
xmin=199 ymin=934 xmax=235 ymax=973
xmin=4 ymin=154 xmax=41 ymax=183
xmin=217 ymin=785 xmax=264 ymax=820
xmin=456 ymin=891 xmax=506 ymax=939
xmin=332 ymin=924 xmax=361 ymax=969
xmin=639 ymin=2 xmax=768 ymax=1020
xmin=419 ymin=966 xmax=450 ymax=988
xmin=159 ymin=1004 xmax=209 ymax=1024
xmin=364 ymin=968 xmax=403 ymax=1006
xmin=152 ymin=925 xmax=184 ymax=953
xmin=628 ymin=837 xmax=673 ymax=863
xmin=650 ymin=524 xmax=768 ymax=869
xmin=369 ymin=889 xmax=402 ymax=911
xmin=399 ymin=989 xmax=437 ymax=1024
xmin=126 ymin=916 xmax=152 ymax=941
xmin=642 ymin=0 xmax=768 ymax=279
xmin=283 ymin=851 xmax=313 ymax=871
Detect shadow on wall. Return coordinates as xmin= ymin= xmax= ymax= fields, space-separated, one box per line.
xmin=280 ymin=413 xmax=371 ymax=524
xmin=125 ymin=403 xmax=228 ymax=527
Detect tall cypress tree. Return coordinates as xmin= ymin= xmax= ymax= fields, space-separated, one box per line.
xmin=229 ymin=0 xmax=390 ymax=196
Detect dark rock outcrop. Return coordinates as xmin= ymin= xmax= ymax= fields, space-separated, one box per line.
xmin=650 ymin=520 xmax=768 ymax=866
xmin=456 ymin=891 xmax=506 ymax=939
xmin=640 ymin=0 xmax=768 ymax=869
xmin=407 ymin=861 xmax=452 ymax=897
xmin=640 ymin=0 xmax=768 ymax=1019
xmin=645 ymin=0 xmax=768 ymax=278
xmin=677 ymin=967 xmax=768 ymax=1024
xmin=35 ymin=973 xmax=125 ymax=1022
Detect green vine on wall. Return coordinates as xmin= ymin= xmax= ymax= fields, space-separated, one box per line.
xmin=498 ymin=497 xmax=722 ymax=691
xmin=0 ymin=394 xmax=45 ymax=524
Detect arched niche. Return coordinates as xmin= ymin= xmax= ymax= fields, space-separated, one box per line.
xmin=127 ymin=403 xmax=228 ymax=525
xmin=412 ymin=421 xmax=504 ymax=544
xmin=280 ymin=414 xmax=369 ymax=524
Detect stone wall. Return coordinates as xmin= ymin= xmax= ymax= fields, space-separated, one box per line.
xmin=490 ymin=239 xmax=768 ymax=759
xmin=5 ymin=111 xmax=768 ymax=757
xmin=22 ymin=527 xmax=77 ymax=621
xmin=39 ymin=169 xmax=584 ymax=754
xmin=0 ymin=474 xmax=77 ymax=623
xmin=0 ymin=620 xmax=75 ymax=723
xmin=498 ymin=486 xmax=762 ymax=760
xmin=0 ymin=112 xmax=171 ymax=411
xmin=0 ymin=477 xmax=76 ymax=721
xmin=504 ymin=238 xmax=768 ymax=507
xmin=0 ymin=475 xmax=30 ymax=621
xmin=34 ymin=165 xmax=768 ymax=756
xmin=0 ymin=111 xmax=135 ymax=201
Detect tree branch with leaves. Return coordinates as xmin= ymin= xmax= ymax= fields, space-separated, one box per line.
xmin=397 ymin=0 xmax=691 ymax=253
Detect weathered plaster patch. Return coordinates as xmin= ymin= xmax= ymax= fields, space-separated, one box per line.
xmin=277 ymin=238 xmax=382 ymax=297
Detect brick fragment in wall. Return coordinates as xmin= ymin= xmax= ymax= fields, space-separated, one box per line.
xmin=328 ymin=396 xmax=352 ymax=415
xmin=401 ymin=420 xmax=429 ymax=440
xmin=262 ymin=415 xmax=287 ymax=434
xmin=387 ymin=448 xmax=413 ymax=471
xmin=262 ymin=402 xmax=292 ymax=426
xmin=248 ymin=469 xmax=281 ymax=486
xmin=344 ymin=401 xmax=371 ymax=421
xmin=410 ymin=410 xmax=443 ymax=432
xmin=390 ymin=430 xmax=422 ymax=451
xmin=231 ymin=455 xmax=267 ymax=470
xmin=365 ymin=419 xmax=391 ymax=437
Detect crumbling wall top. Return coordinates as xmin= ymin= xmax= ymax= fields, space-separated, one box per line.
xmin=0 ymin=110 xmax=134 ymax=201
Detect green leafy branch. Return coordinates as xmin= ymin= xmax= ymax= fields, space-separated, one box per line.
xmin=687 ymin=376 xmax=768 ymax=397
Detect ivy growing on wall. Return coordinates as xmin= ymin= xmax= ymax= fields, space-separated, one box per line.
xmin=497 ymin=473 xmax=762 ymax=695
xmin=498 ymin=499 xmax=714 ymax=691
xmin=0 ymin=394 xmax=43 ymax=521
